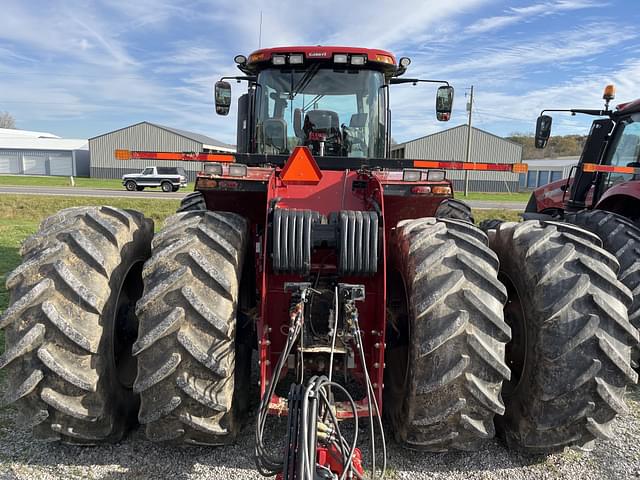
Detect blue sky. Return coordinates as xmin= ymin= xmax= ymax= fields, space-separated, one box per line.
xmin=1 ymin=0 xmax=639 ymax=144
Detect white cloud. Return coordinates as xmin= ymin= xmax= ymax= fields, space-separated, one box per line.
xmin=467 ymin=0 xmax=599 ymax=34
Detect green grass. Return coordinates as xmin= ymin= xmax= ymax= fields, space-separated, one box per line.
xmin=0 ymin=175 xmax=123 ymax=189
xmin=456 ymin=191 xmax=531 ymax=202
xmin=0 ymin=194 xmax=180 ymax=227
xmin=473 ymin=209 xmax=520 ymax=224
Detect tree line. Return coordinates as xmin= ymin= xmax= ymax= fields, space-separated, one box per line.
xmin=506 ymin=133 xmax=587 ymax=160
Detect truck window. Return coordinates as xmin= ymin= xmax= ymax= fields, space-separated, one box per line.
xmin=141 ymin=167 xmax=154 ymax=175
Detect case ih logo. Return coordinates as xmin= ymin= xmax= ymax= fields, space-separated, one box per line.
xmin=307 ymin=52 xmax=329 ymax=57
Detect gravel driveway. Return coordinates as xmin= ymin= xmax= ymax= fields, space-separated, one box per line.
xmin=1 ymin=382 xmax=638 ymax=480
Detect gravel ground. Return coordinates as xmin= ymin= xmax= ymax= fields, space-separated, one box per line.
xmin=0 ymin=382 xmax=638 ymax=480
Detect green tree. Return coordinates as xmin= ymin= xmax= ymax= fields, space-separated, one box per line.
xmin=507 ymin=133 xmax=586 ymax=160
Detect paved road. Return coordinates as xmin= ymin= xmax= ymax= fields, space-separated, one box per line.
xmin=0 ymin=185 xmax=187 ymax=200
xmin=1 ymin=185 xmax=527 ymax=210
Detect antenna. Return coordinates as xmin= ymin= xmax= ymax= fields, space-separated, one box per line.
xmin=258 ymin=10 xmax=263 ymax=48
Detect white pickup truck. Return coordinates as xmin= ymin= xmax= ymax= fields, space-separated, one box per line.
xmin=122 ymin=166 xmax=188 ymax=192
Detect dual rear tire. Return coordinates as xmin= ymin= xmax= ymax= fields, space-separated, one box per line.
xmin=386 ymin=217 xmax=638 ymax=452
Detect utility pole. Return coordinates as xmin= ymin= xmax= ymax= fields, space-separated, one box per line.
xmin=463 ymin=85 xmax=474 ymax=196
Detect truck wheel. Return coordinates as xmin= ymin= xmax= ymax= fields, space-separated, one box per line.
xmin=490 ymin=220 xmax=638 ymax=452
xmin=0 ymin=206 xmax=153 ymax=443
xmin=161 ymin=182 xmax=173 ymax=193
xmin=133 ymin=210 xmax=250 ymax=445
xmin=386 ymin=218 xmax=510 ymax=451
xmin=177 ymin=192 xmax=206 ymax=212
xmin=565 ymin=210 xmax=640 ymax=368
xmin=125 ymin=180 xmax=137 ymax=191
xmin=435 ymin=199 xmax=474 ymax=223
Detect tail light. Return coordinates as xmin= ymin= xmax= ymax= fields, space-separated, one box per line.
xmin=432 ymin=186 xmax=452 ymax=195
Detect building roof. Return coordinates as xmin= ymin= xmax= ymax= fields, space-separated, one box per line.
xmin=393 ymin=124 xmax=523 ymax=150
xmin=89 ymin=121 xmax=235 ymax=152
xmin=0 ymin=128 xmax=60 ymax=139
xmin=0 ymin=137 xmax=88 ymax=151
xmin=150 ymin=123 xmax=235 ymax=152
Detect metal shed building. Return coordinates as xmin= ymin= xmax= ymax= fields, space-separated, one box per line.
xmin=519 ymin=157 xmax=578 ymax=190
xmin=0 ymin=128 xmax=90 ymax=177
xmin=391 ymin=125 xmax=523 ymax=192
xmin=89 ymin=122 xmax=235 ymax=181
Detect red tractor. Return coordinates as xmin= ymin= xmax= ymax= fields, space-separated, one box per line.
xmin=522 ymin=85 xmax=640 ymax=368
xmin=1 ymin=48 xmax=637 ymax=479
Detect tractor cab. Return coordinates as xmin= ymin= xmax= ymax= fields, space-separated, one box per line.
xmin=214 ymin=46 xmax=454 ymax=158
xmin=526 ymin=85 xmax=640 ymax=220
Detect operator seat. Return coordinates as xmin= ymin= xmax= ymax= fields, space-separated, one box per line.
xmin=305 ymin=110 xmax=339 ymax=133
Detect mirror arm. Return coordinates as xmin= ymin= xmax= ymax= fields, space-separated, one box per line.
xmin=539 ymin=108 xmax=611 ymax=117
xmin=220 ymin=75 xmax=258 ymax=83
xmin=390 ymin=78 xmax=450 ymax=86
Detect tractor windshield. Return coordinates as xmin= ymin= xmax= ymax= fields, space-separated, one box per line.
xmin=255 ymin=68 xmax=386 ymax=158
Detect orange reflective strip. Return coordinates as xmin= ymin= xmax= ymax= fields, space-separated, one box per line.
xmin=123 ymin=151 xmax=235 ymax=163
xmin=582 ymin=164 xmax=638 ymax=174
xmin=413 ymin=160 xmax=442 ymax=169
xmin=413 ymin=160 xmax=517 ymax=172
xmin=114 ymin=149 xmax=130 ymax=160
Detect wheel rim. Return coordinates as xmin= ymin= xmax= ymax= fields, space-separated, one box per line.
xmin=112 ymin=260 xmax=145 ymax=389
xmin=499 ymin=271 xmax=528 ymax=398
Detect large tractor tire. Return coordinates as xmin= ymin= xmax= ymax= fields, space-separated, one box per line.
xmin=0 ymin=206 xmax=153 ymax=443
xmin=565 ymin=210 xmax=640 ymax=353
xmin=177 ymin=192 xmax=206 ymax=212
xmin=385 ymin=218 xmax=510 ymax=451
xmin=435 ymin=198 xmax=474 ymax=224
xmin=133 ymin=210 xmax=249 ymax=445
xmin=490 ymin=220 xmax=638 ymax=452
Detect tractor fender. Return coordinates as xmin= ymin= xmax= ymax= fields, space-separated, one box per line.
xmin=596 ymin=183 xmax=640 ymax=222
xmin=527 ymin=178 xmax=569 ymax=213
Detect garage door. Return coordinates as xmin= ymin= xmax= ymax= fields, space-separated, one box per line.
xmin=49 ymin=155 xmax=73 ymax=176
xmin=23 ymin=156 xmax=47 ymax=175
xmin=0 ymin=155 xmax=20 ymax=174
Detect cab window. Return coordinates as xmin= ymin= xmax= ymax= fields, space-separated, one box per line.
xmin=141 ymin=168 xmax=154 ymax=175
xmin=606 ymin=116 xmax=640 ymax=189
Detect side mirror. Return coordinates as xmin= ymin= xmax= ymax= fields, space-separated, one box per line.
xmin=436 ymin=86 xmax=454 ymax=121
xmin=535 ymin=115 xmax=552 ymax=148
xmin=214 ymin=81 xmax=232 ymax=116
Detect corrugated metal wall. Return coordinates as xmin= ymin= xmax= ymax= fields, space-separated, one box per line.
xmin=0 ymin=149 xmax=88 ymax=176
xmin=395 ymin=125 xmax=523 ymax=192
xmin=89 ymin=123 xmax=203 ymax=179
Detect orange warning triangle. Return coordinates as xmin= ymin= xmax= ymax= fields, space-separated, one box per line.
xmin=281 ymin=146 xmax=323 ymax=185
